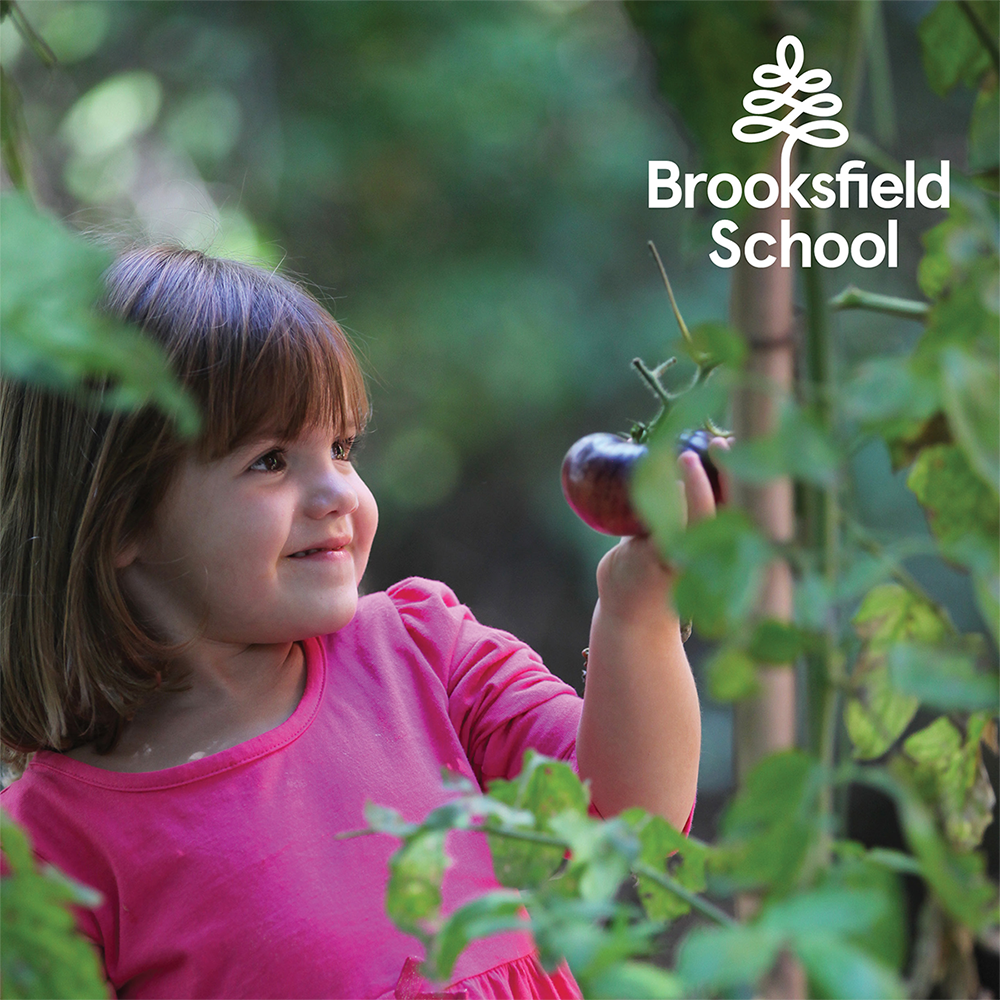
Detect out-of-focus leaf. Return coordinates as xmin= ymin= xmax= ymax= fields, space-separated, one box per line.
xmin=625 ymin=1 xmax=790 ymax=180
xmin=919 ymin=0 xmax=996 ymax=96
xmin=705 ymin=646 xmax=760 ymax=702
xmin=485 ymin=753 xmax=587 ymax=890
xmin=747 ymin=619 xmax=805 ymax=664
xmin=718 ymin=401 xmax=841 ymax=488
xmin=527 ymin=894 xmax=657 ymax=982
xmin=794 ymin=934 xmax=906 ymax=1000
xmin=758 ymin=885 xmax=887 ymax=939
xmin=686 ymin=321 xmax=746 ymax=370
xmin=840 ymin=357 xmax=939 ymax=430
xmin=632 ymin=376 xmax=730 ymax=551
xmin=676 ymin=923 xmax=783 ymax=995
xmin=940 ymin=347 xmax=1000 ymax=495
xmin=586 ymin=960 xmax=682 ymax=1000
xmin=671 ymin=509 xmax=771 ymax=640
xmin=424 ymin=891 xmax=526 ymax=982
xmin=1 ymin=813 xmax=107 ymax=1000
xmin=845 ymin=584 xmax=948 ymax=759
xmin=969 ymin=81 xmax=1000 ymax=174
xmin=713 ymin=751 xmax=820 ymax=895
xmin=903 ymin=714 xmax=997 ymax=851
xmin=0 ymin=192 xmax=198 ymax=434
xmin=385 ymin=831 xmax=448 ymax=937
xmin=888 ymin=641 xmax=998 ymax=711
xmin=883 ymin=761 xmax=998 ymax=930
xmin=621 ymin=809 xmax=707 ymax=921
xmin=821 ymin=856 xmax=908 ymax=970
xmin=546 ymin=813 xmax=635 ymax=904
xmin=907 ymin=444 xmax=999 ymax=575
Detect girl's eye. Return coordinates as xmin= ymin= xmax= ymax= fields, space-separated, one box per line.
xmin=332 ymin=437 xmax=355 ymax=462
xmin=249 ymin=450 xmax=286 ymax=473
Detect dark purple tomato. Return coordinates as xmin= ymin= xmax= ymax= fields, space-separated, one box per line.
xmin=561 ymin=429 xmax=727 ymax=536
xmin=561 ymin=433 xmax=647 ymax=536
xmin=676 ymin=429 xmax=726 ymax=505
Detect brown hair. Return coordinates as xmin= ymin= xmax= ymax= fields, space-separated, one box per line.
xmin=1 ymin=247 xmax=368 ymax=766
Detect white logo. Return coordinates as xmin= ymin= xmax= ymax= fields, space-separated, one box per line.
xmin=733 ymin=35 xmax=848 ymax=210
xmin=647 ymin=34 xmax=950 ymax=269
xmin=733 ymin=35 xmax=849 ymax=151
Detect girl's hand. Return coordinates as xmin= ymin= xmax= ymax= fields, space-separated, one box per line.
xmin=595 ymin=436 xmax=730 ymax=627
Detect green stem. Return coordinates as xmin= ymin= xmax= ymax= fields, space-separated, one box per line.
xmin=631 ymin=357 xmax=673 ymax=408
xmin=799 ymin=196 xmax=842 ymax=863
xmin=631 ymin=862 xmax=738 ymax=928
xmin=829 ymin=286 xmax=929 ymax=320
xmin=647 ymin=241 xmax=694 ymax=348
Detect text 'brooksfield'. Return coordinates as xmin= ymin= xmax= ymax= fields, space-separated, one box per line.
xmin=648 ymin=159 xmax=950 ymax=270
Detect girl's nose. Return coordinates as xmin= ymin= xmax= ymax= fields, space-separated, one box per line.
xmin=304 ymin=471 xmax=359 ymax=519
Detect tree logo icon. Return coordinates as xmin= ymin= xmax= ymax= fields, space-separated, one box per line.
xmin=733 ymin=35 xmax=849 ymax=208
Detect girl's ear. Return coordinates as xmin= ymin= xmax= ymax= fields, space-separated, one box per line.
xmin=114 ymin=538 xmax=140 ymax=569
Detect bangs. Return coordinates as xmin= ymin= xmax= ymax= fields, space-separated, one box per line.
xmin=103 ymin=248 xmax=368 ymax=458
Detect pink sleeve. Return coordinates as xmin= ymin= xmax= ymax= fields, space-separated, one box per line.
xmin=388 ymin=578 xmax=583 ymax=787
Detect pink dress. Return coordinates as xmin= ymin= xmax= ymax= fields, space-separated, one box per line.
xmin=1 ymin=579 xmax=584 ymax=999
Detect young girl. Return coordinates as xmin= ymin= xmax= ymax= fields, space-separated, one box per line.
xmin=1 ymin=247 xmax=720 ymax=1000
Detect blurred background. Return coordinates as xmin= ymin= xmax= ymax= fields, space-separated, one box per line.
xmin=1 ymin=0 xmax=981 ymax=830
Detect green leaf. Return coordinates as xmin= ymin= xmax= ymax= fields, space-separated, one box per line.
xmin=714 ymin=751 xmax=820 ymax=895
xmin=940 ymin=347 xmax=1000 ymax=495
xmin=0 ymin=814 xmax=107 ymax=1000
xmin=527 ymin=894 xmax=658 ymax=981
xmin=718 ymin=401 xmax=841 ymax=488
xmin=903 ymin=715 xmax=997 ymax=851
xmin=888 ymin=641 xmax=998 ymax=711
xmin=545 ymin=813 xmax=635 ymax=904
xmin=686 ymin=321 xmax=746 ymax=370
xmin=621 ymin=809 xmax=708 ymax=921
xmin=907 ymin=444 xmax=999 ymax=575
xmin=840 ymin=357 xmax=939 ymax=429
xmin=485 ymin=753 xmax=588 ymax=890
xmin=758 ymin=886 xmax=887 ymax=938
xmin=747 ymin=619 xmax=805 ymax=664
xmin=363 ymin=802 xmax=419 ymax=839
xmin=969 ymin=81 xmax=1000 ymax=174
xmin=845 ymin=584 xmax=948 ymax=759
xmin=794 ymin=934 xmax=906 ymax=1000
xmin=919 ymin=0 xmax=994 ymax=96
xmin=880 ymin=763 xmax=998 ymax=930
xmin=586 ymin=960 xmax=683 ymax=1000
xmin=705 ymin=646 xmax=760 ymax=702
xmin=385 ymin=830 xmax=449 ymax=937
xmin=0 ymin=192 xmax=199 ymax=435
xmin=676 ymin=923 xmax=783 ymax=995
xmin=424 ymin=891 xmax=526 ymax=982
xmin=820 ymin=856 xmax=908 ymax=970
xmin=671 ymin=509 xmax=771 ymax=640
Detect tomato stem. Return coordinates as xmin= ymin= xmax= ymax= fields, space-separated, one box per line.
xmin=648 ymin=240 xmax=696 ymax=351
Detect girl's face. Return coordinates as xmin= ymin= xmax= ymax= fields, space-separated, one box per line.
xmin=117 ymin=423 xmax=378 ymax=648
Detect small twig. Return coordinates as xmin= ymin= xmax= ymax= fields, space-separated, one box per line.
xmin=6 ymin=1 xmax=57 ymax=68
xmin=830 ymin=286 xmax=929 ymax=320
xmin=647 ymin=241 xmax=695 ymax=349
xmin=632 ymin=357 xmax=674 ymax=407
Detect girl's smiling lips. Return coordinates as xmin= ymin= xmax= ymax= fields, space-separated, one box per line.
xmin=287 ymin=536 xmax=352 ymax=559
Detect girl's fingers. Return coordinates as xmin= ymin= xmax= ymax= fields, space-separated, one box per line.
xmin=677 ymin=449 xmax=715 ymax=525
xmin=708 ymin=435 xmax=732 ymax=506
